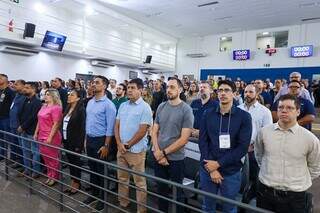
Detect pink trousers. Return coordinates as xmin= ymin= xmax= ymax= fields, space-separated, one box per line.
xmin=39 ymin=138 xmax=61 ymax=180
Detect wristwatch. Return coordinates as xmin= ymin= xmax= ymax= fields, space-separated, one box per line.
xmin=104 ymin=144 xmax=109 ymax=148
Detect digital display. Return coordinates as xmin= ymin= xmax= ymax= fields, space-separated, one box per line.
xmin=41 ymin=31 xmax=67 ymax=51
xmin=233 ymin=49 xmax=250 ymax=60
xmin=291 ymin=45 xmax=313 ymax=58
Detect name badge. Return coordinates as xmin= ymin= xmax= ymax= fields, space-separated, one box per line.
xmin=219 ymin=134 xmax=231 ymax=149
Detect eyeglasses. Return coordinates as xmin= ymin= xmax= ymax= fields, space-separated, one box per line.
xmin=289 ymin=86 xmax=300 ymax=89
xmin=217 ymin=88 xmax=232 ymax=93
xmin=278 ymin=105 xmax=296 ymax=112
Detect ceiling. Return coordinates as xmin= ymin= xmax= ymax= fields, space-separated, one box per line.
xmin=94 ymin=0 xmax=320 ymax=38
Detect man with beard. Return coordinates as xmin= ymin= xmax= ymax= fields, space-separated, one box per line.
xmin=238 ymin=84 xmax=272 ymax=203
xmin=199 ymin=80 xmax=252 ymax=212
xmin=152 ymin=77 xmax=194 ymax=213
xmin=112 ymin=83 xmax=127 ymax=112
xmin=190 ymin=81 xmax=218 ymax=138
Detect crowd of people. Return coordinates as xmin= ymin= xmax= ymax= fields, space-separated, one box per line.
xmin=0 ymin=71 xmax=320 ymax=213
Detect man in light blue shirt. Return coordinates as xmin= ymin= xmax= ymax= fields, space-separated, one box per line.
xmin=83 ymin=75 xmax=116 ymax=212
xmin=115 ymin=78 xmax=152 ymax=213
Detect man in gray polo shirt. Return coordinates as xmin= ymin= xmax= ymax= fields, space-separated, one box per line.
xmin=152 ymin=77 xmax=194 ymax=213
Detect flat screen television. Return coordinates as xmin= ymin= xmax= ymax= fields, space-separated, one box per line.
xmin=41 ymin=31 xmax=67 ymax=51
xmin=233 ymin=49 xmax=250 ymax=60
xmin=291 ymin=45 xmax=313 ymax=58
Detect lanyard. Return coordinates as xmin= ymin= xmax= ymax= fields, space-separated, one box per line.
xmin=219 ymin=111 xmax=231 ymax=134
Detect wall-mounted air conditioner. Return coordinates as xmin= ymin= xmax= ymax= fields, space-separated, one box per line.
xmin=186 ymin=53 xmax=208 ymax=58
xmin=0 ymin=45 xmax=39 ymax=56
xmin=91 ymin=60 xmax=115 ymax=68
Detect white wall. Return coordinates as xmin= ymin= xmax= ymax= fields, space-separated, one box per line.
xmin=0 ymin=52 xmax=162 ymax=82
xmin=176 ymin=22 xmax=320 ymax=80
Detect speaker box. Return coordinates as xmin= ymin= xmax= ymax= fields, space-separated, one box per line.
xmin=23 ymin=23 xmax=36 ymax=39
xmin=144 ymin=55 xmax=152 ymax=64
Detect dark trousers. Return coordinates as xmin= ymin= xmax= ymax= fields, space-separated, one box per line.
xmin=257 ymin=181 xmax=306 ymax=213
xmin=0 ymin=118 xmax=10 ymax=160
xmin=64 ymin=140 xmax=82 ymax=183
xmin=10 ymin=128 xmax=23 ymax=164
xmin=86 ymin=136 xmax=105 ymax=200
xmin=154 ymin=159 xmax=185 ymax=213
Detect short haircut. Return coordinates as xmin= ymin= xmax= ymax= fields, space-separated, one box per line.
xmin=119 ymin=83 xmax=127 ymax=92
xmin=16 ymin=80 xmax=26 ymax=85
xmin=289 ymin=80 xmax=301 ymax=86
xmin=25 ymin=81 xmax=38 ymax=91
xmin=278 ymin=94 xmax=301 ymax=110
xmin=110 ymin=79 xmax=117 ymax=84
xmin=218 ymin=80 xmax=236 ymax=92
xmin=55 ymin=77 xmax=63 ymax=83
xmin=290 ymin=72 xmax=301 ymax=78
xmin=129 ymin=78 xmax=144 ymax=89
xmin=0 ymin=74 xmax=8 ymax=79
xmin=94 ymin=75 xmax=109 ymax=86
xmin=168 ymin=77 xmax=183 ymax=88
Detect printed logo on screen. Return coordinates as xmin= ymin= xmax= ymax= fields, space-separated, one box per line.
xmin=233 ymin=50 xmax=250 ymax=60
xmin=291 ymin=45 xmax=313 ymax=58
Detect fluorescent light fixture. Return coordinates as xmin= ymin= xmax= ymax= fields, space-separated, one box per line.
xmin=85 ymin=6 xmax=95 ymax=16
xmin=34 ymin=2 xmax=46 ymax=13
xmin=221 ymin=37 xmax=227 ymax=40
xmin=262 ymin=32 xmax=269 ymax=35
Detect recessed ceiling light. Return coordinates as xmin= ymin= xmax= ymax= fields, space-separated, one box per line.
xmin=262 ymin=32 xmax=269 ymax=35
xmin=221 ymin=37 xmax=227 ymax=40
xmin=34 ymin=2 xmax=46 ymax=13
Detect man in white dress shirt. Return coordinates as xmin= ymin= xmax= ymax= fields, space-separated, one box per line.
xmin=255 ymin=94 xmax=320 ymax=212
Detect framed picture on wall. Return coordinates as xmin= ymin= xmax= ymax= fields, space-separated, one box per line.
xmin=129 ymin=71 xmax=138 ymax=79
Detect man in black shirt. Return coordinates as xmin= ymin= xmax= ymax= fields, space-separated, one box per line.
xmin=52 ymin=77 xmax=68 ymax=111
xmin=151 ymin=79 xmax=166 ymax=119
xmin=0 ymin=74 xmax=15 ymax=161
xmin=18 ymin=82 xmax=42 ymax=177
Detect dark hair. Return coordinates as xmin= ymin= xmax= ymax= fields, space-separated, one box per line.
xmin=119 ymin=83 xmax=127 ymax=92
xmin=16 ymin=79 xmax=26 ymax=85
xmin=0 ymin=74 xmax=8 ymax=79
xmin=168 ymin=77 xmax=183 ymax=88
xmin=69 ymin=80 xmax=76 ymax=88
xmin=129 ymin=78 xmax=144 ymax=89
xmin=64 ymin=89 xmax=83 ymax=117
xmin=42 ymin=81 xmax=49 ymax=89
xmin=110 ymin=79 xmax=117 ymax=84
xmin=55 ymin=77 xmax=63 ymax=83
xmin=289 ymin=80 xmax=301 ymax=86
xmin=218 ymin=80 xmax=236 ymax=92
xmin=25 ymin=81 xmax=38 ymax=91
xmin=94 ymin=75 xmax=109 ymax=87
xmin=278 ymin=94 xmax=301 ymax=110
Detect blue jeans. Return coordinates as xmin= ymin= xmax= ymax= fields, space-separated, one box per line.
xmin=9 ymin=128 xmax=23 ymax=164
xmin=154 ymin=159 xmax=185 ymax=213
xmin=21 ymin=133 xmax=41 ymax=175
xmin=0 ymin=118 xmax=10 ymax=160
xmin=200 ymin=167 xmax=241 ymax=213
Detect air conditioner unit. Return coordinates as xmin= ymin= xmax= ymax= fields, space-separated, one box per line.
xmin=186 ymin=53 xmax=208 ymax=58
xmin=0 ymin=45 xmax=39 ymax=56
xmin=91 ymin=60 xmax=115 ymax=68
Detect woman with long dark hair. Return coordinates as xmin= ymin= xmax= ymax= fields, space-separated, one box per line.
xmin=63 ymin=90 xmax=85 ymax=194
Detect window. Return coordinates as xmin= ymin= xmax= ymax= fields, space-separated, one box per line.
xmin=219 ymin=36 xmax=232 ymax=52
xmin=256 ymin=31 xmax=288 ymax=49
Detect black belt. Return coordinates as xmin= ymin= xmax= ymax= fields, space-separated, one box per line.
xmin=259 ymin=181 xmax=305 ymax=197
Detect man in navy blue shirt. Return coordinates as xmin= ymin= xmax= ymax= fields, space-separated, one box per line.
xmin=199 ymin=80 xmax=252 ymax=213
xmin=272 ymin=80 xmax=315 ymax=131
xmin=255 ymin=79 xmax=272 ymax=109
xmin=190 ymin=81 xmax=218 ymax=138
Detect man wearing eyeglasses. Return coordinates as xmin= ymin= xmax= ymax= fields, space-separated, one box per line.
xmin=271 ymin=80 xmax=315 ymax=131
xmin=255 ymin=94 xmax=320 ymax=212
xmin=274 ymin=72 xmax=313 ymax=103
xmin=199 ymin=80 xmax=252 ymax=212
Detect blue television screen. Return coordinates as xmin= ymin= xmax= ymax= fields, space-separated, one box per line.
xmin=41 ymin=31 xmax=67 ymax=51
xmin=291 ymin=45 xmax=313 ymax=58
xmin=233 ymin=49 xmax=250 ymax=60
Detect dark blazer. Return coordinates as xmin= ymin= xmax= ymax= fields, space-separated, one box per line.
xmin=63 ymin=102 xmax=86 ymax=151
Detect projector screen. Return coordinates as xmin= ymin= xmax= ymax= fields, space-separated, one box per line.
xmin=41 ymin=31 xmax=67 ymax=51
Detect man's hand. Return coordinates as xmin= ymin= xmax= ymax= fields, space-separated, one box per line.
xmin=117 ymin=143 xmax=127 ymax=154
xmin=98 ymin=146 xmax=109 ymax=159
xmin=204 ymin=160 xmax=220 ymax=173
xmin=153 ymin=149 xmax=164 ymax=161
xmin=17 ymin=126 xmax=23 ymax=134
xmin=191 ymin=129 xmax=199 ymax=138
xmin=158 ymin=157 xmax=169 ymax=166
xmin=46 ymin=136 xmax=53 ymax=144
xmin=248 ymin=144 xmax=254 ymax=152
xmin=210 ymin=170 xmax=224 ymax=184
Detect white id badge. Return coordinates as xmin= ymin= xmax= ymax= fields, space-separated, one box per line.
xmin=219 ymin=134 xmax=231 ymax=149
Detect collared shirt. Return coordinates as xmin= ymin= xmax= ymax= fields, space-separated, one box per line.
xmin=112 ymin=96 xmax=128 ymax=112
xmin=9 ymin=93 xmax=26 ymax=129
xmin=190 ymin=98 xmax=218 ymax=129
xmin=86 ymin=95 xmax=116 ymax=137
xmin=274 ymin=85 xmax=313 ymax=103
xmin=0 ymin=87 xmax=15 ymax=118
xmin=238 ymin=101 xmax=273 ymax=144
xmin=117 ymin=97 xmax=152 ymax=153
xmin=199 ymin=105 xmax=252 ymax=176
xmin=272 ymin=97 xmax=316 ymax=130
xmin=255 ymin=123 xmax=320 ymax=192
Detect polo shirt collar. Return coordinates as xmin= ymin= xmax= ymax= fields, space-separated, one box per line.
xmin=274 ymin=122 xmax=299 ymax=134
xmin=94 ymin=95 xmax=107 ymax=102
xmin=129 ymin=97 xmax=143 ymax=105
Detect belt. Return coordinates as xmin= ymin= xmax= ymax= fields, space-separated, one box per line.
xmin=259 ymin=181 xmax=305 ymax=197
xmin=87 ymin=135 xmax=106 ymax=140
